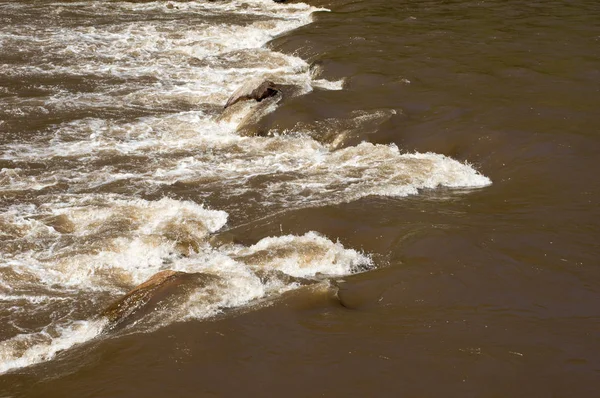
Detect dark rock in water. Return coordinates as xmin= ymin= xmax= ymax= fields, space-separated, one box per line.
xmin=234 ymin=95 xmax=281 ymax=136
xmin=219 ymin=80 xmax=309 ymax=136
xmin=226 ymin=83 xmax=306 ymax=136
xmin=101 ymin=270 xmax=220 ymax=331
xmin=224 ymin=78 xmax=280 ymax=109
xmin=253 ymin=268 xmax=316 ymax=287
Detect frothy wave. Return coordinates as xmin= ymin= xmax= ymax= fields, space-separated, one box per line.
xmin=0 ymin=194 xmax=372 ymax=373
xmin=0 ymin=319 xmax=107 ymax=375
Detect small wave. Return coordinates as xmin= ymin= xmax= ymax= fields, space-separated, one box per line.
xmin=0 ymin=319 xmax=106 ymax=375
xmin=1 ymin=196 xmax=228 ymax=292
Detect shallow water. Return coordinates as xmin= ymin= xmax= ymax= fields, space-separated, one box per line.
xmin=1 ymin=0 xmax=599 ymax=396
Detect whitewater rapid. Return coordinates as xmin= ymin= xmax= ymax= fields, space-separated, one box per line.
xmin=0 ymin=0 xmax=490 ymax=374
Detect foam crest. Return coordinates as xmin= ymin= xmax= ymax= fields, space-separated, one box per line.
xmin=150 ymin=139 xmax=490 ymax=213
xmin=0 ymin=168 xmax=61 ymax=193
xmin=1 ymin=196 xmax=228 ymax=291
xmin=312 ymin=78 xmax=345 ymax=90
xmin=2 ymin=126 xmax=490 ymax=213
xmin=0 ymin=319 xmax=106 ymax=375
xmin=230 ymin=231 xmax=372 ymax=278
xmin=0 ymin=294 xmax=70 ymax=305
xmin=181 ymin=263 xmax=268 ymax=321
xmin=136 ymin=231 xmax=372 ymax=321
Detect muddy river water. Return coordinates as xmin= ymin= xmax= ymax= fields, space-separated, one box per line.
xmin=0 ymin=0 xmax=599 ymax=396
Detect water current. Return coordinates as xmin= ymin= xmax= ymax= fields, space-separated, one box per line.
xmin=0 ymin=0 xmax=599 ymax=396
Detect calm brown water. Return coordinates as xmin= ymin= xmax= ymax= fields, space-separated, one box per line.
xmin=1 ymin=0 xmax=599 ymax=396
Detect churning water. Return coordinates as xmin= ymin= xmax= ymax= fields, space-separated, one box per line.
xmin=0 ymin=0 xmax=490 ymax=374
xmin=3 ymin=0 xmax=599 ymax=396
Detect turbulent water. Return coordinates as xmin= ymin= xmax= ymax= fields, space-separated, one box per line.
xmin=0 ymin=0 xmax=490 ymax=374
xmin=2 ymin=0 xmax=599 ymax=396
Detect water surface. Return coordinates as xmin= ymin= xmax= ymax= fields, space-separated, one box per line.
xmin=0 ymin=0 xmax=599 ymax=396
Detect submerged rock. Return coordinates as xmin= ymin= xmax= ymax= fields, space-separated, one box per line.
xmin=101 ymin=270 xmax=220 ymax=331
xmin=218 ymin=79 xmax=284 ymax=135
xmin=224 ymin=78 xmax=280 ymax=109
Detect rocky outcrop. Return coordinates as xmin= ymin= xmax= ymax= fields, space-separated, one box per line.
xmin=101 ymin=270 xmax=220 ymax=331
xmin=224 ymin=78 xmax=281 ymax=109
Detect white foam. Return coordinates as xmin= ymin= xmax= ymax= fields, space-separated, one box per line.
xmin=0 ymin=294 xmax=70 ymax=304
xmin=181 ymin=257 xmax=268 ymax=321
xmin=0 ymin=319 xmax=106 ymax=375
xmin=0 ymin=224 xmax=371 ymax=374
xmin=1 ymin=196 xmax=228 ymax=291
xmin=0 ymin=0 xmax=493 ymax=374
xmin=0 ymin=0 xmax=350 ymax=374
xmin=312 ymin=78 xmax=345 ymax=90
xmin=229 ymin=231 xmax=372 ymax=278
xmin=146 ymin=139 xmax=490 ymax=211
xmin=3 ymin=132 xmax=490 ymax=219
xmin=0 ymin=0 xmax=326 ymax=103
xmin=163 ymin=231 xmax=372 ymax=320
xmin=0 ymin=168 xmax=59 ymax=192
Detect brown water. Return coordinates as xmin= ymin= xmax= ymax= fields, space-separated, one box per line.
xmin=1 ymin=0 xmax=599 ymax=396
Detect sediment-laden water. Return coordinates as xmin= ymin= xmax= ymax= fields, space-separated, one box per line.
xmin=1 ymin=0 xmax=599 ymax=396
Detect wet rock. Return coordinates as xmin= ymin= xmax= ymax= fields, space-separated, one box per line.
xmin=253 ymin=268 xmax=316 ymax=287
xmin=227 ymin=83 xmax=308 ymax=136
xmin=234 ymin=95 xmax=282 ymax=136
xmin=224 ymin=78 xmax=280 ymax=109
xmin=218 ymin=80 xmax=283 ymax=135
xmin=40 ymin=214 xmax=76 ymax=234
xmin=101 ymin=270 xmax=220 ymax=331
